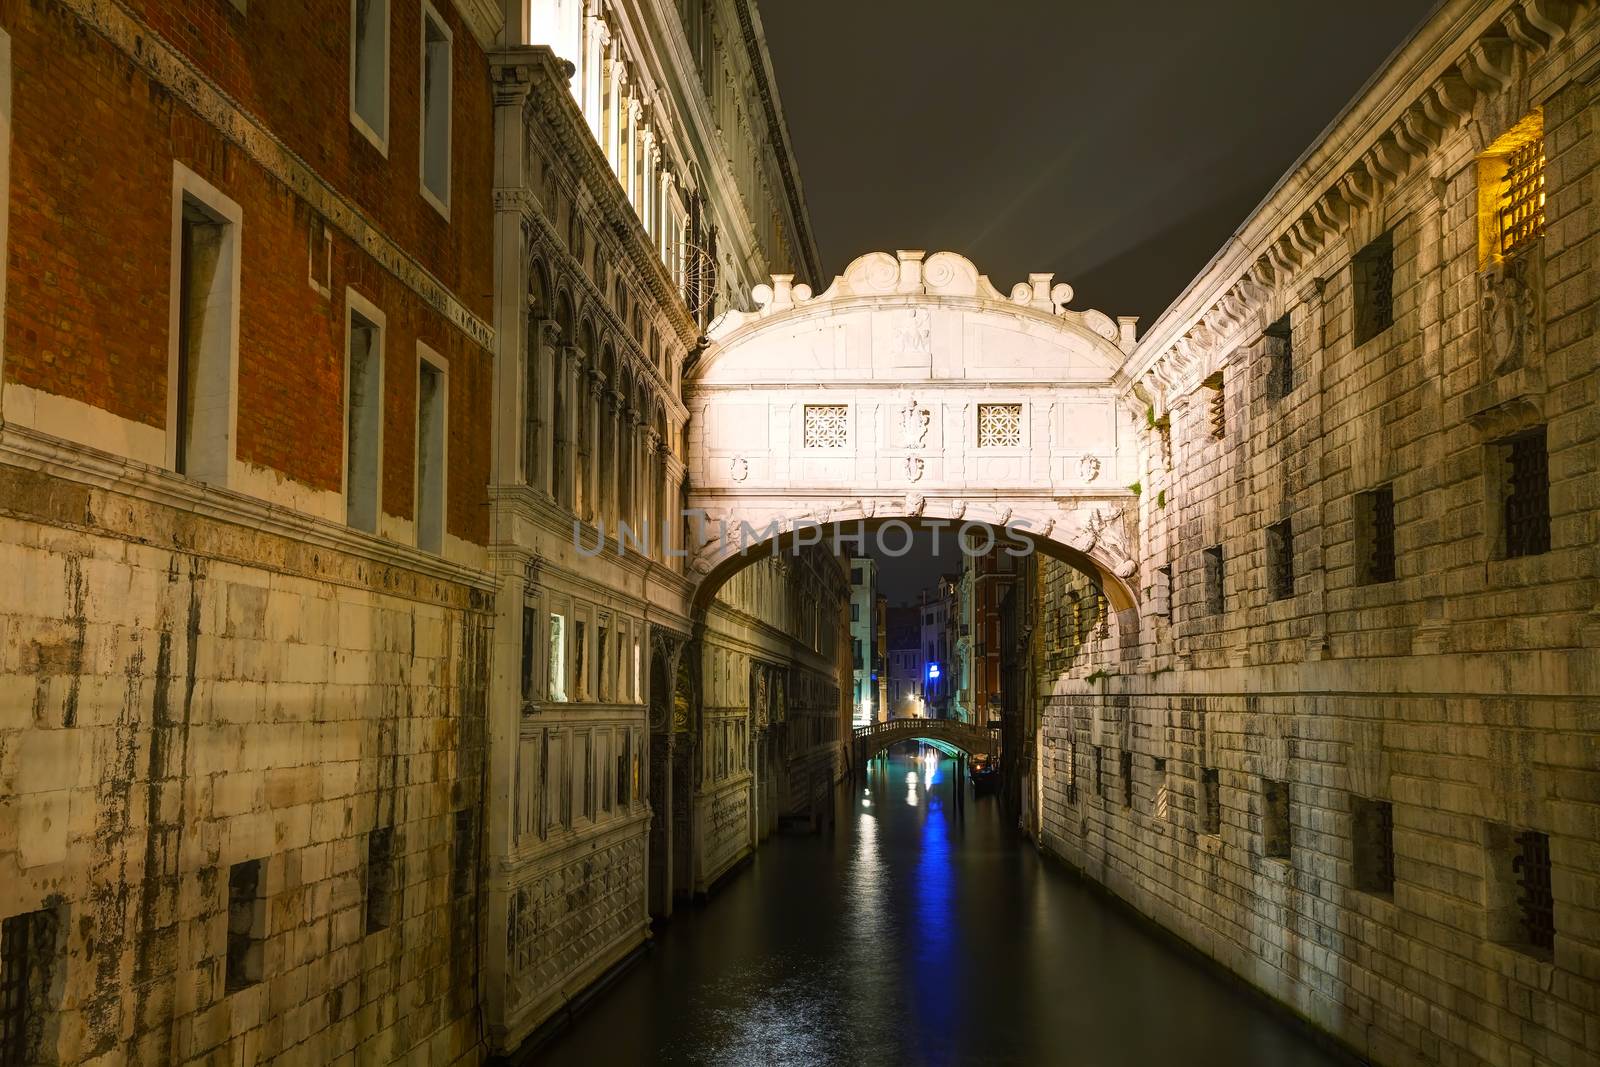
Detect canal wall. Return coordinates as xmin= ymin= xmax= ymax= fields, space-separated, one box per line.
xmin=1023 ymin=3 xmax=1600 ymax=1064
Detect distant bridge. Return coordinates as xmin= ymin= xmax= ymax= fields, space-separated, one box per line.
xmin=852 ymin=716 xmax=1000 ymax=764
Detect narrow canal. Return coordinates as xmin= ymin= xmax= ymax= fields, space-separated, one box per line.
xmin=532 ymin=744 xmax=1350 ymax=1067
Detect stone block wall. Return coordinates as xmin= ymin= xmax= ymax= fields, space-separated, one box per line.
xmin=1028 ymin=4 xmax=1600 ymax=1065
xmin=0 ymin=463 xmax=493 ymax=1066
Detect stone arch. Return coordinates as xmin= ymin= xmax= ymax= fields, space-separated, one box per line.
xmin=554 ymin=288 xmax=574 ymax=341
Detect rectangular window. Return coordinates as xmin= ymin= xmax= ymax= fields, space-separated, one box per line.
xmin=1154 ymin=564 xmax=1173 ymax=619
xmin=1355 ymin=484 xmax=1397 ymax=584
xmin=977 ymin=403 xmax=1024 ymax=448
xmin=1203 ymin=545 xmax=1225 ymax=616
xmin=1063 ymin=740 xmax=1077 ymax=805
xmin=416 ymin=354 xmax=447 ymax=553
xmin=548 ymin=613 xmax=567 ymax=702
xmin=419 ymin=3 xmax=452 ymax=214
xmin=1203 ymin=373 xmax=1225 ymax=439
xmin=345 ymin=299 xmax=383 ymax=532
xmin=171 ymin=179 xmax=240 ymax=486
xmin=573 ymin=619 xmax=589 ymax=701
xmin=1200 ymin=767 xmax=1221 ymax=835
xmin=597 ymin=621 xmax=610 ymax=702
xmin=520 ymin=606 xmax=536 ymax=701
xmin=579 ymin=731 xmax=594 ymax=820
xmin=1265 ymin=313 xmax=1293 ymax=401
xmin=1353 ymin=230 xmax=1395 ymax=344
xmin=1267 ymin=519 xmax=1295 ymax=601
xmin=851 ymin=603 xmax=859 ymax=622
xmin=365 ymin=828 xmax=395 ymax=933
xmin=1262 ymin=778 xmax=1291 ymax=860
xmin=1498 ymin=426 xmax=1550 ymax=559
xmin=1093 ymin=745 xmax=1104 ymax=801
xmin=1 ymin=907 xmax=62 ymax=1065
xmin=618 ymin=730 xmax=632 ymax=807
xmin=802 ymin=404 xmax=849 ymax=449
xmin=1153 ymin=758 xmax=1170 ymax=821
xmin=351 ymin=0 xmax=390 ymax=150
xmin=1120 ymin=750 xmax=1133 ymax=808
xmin=1486 ymin=823 xmax=1555 ymax=954
xmin=226 ymin=859 xmax=266 ymax=991
xmin=1479 ymin=111 xmax=1545 ymax=264
xmin=1352 ymin=797 xmax=1395 ymax=897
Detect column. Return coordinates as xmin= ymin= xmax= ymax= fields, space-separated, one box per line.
xmin=606 ymin=386 xmax=622 ymax=531
xmin=582 ymin=6 xmax=606 ymax=133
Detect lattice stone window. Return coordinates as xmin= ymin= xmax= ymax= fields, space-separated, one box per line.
xmin=803 ymin=404 xmax=849 ymax=449
xmin=977 ymin=403 xmax=1023 ymax=448
xmin=1355 ymin=484 xmax=1397 ymax=584
xmin=1497 ymin=426 xmax=1551 ymax=559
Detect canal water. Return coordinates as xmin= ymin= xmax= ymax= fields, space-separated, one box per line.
xmin=532 ymin=744 xmax=1350 ymax=1067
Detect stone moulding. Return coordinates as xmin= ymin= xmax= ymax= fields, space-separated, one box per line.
xmin=1128 ymin=0 xmax=1593 ymax=413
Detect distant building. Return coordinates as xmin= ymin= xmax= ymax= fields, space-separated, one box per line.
xmin=956 ymin=533 xmax=1017 ymax=726
xmin=886 ymin=604 xmax=924 ymax=717
xmin=920 ymin=582 xmax=957 ymax=718
xmin=849 ymin=556 xmax=879 ymax=723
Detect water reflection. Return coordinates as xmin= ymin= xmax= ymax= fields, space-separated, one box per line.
xmin=532 ymin=743 xmax=1348 ymax=1067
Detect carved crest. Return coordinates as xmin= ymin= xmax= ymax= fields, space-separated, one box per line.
xmin=1077 ymin=454 xmax=1102 ymax=482
xmin=905 ymin=456 xmax=925 ymax=482
xmin=730 ymin=455 xmax=749 ymax=482
xmin=1479 ymin=252 xmax=1543 ymax=376
xmin=899 ymin=397 xmax=931 ymax=448
xmin=893 ymin=306 xmax=932 ymax=354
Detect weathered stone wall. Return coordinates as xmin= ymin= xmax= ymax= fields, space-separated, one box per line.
xmin=1028 ymin=4 xmax=1600 ymax=1065
xmin=0 ymin=461 xmax=492 ymax=1066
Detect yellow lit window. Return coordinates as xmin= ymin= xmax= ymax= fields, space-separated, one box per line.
xmin=1478 ymin=110 xmax=1545 ymax=265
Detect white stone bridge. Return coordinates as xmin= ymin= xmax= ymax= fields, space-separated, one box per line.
xmin=682 ymin=250 xmax=1144 ymax=610
xmin=852 ymin=716 xmax=1001 ymax=764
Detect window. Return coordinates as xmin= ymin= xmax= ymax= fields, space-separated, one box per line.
xmin=520 ymin=606 xmax=536 ymax=701
xmin=1497 ymin=426 xmax=1550 ymax=559
xmin=170 ymin=168 xmax=241 ymax=486
xmin=1267 ymin=519 xmax=1294 ymax=601
xmin=1202 ymin=545 xmax=1225 ymax=616
xmin=1262 ymin=778 xmax=1291 ymax=860
xmin=365 ymin=827 xmax=395 ymax=933
xmin=579 ymin=731 xmax=594 ymax=819
xmin=226 ymin=859 xmax=266 ymax=991
xmin=1355 ymin=485 xmax=1397 ymax=584
xmin=573 ymin=619 xmax=589 ymax=701
xmin=597 ymin=620 xmax=610 ymax=701
xmin=1486 ymin=823 xmax=1554 ymax=954
xmin=1153 ymin=758 xmax=1170 ymax=821
xmin=345 ymin=296 xmax=384 ymax=532
xmin=547 ymin=613 xmax=567 ymax=702
xmin=350 ymin=0 xmax=390 ymax=151
xmin=1154 ymin=564 xmax=1173 ymax=619
xmin=1093 ymin=745 xmax=1104 ymax=800
xmin=851 ymin=603 xmax=859 ymax=622
xmin=977 ymin=403 xmax=1024 ymax=448
xmin=1 ymin=907 xmax=62 ymax=1064
xmin=1202 ymin=373 xmax=1225 ymax=438
xmin=1352 ymin=797 xmax=1395 ymax=897
xmin=1265 ymin=314 xmax=1293 ymax=401
xmin=803 ymin=404 xmax=848 ymax=448
xmin=1353 ymin=230 xmax=1395 ymax=344
xmin=416 ymin=353 xmax=447 ymax=553
xmin=1478 ymin=110 xmax=1545 ymax=264
xmin=617 ymin=730 xmax=632 ymax=807
xmin=1120 ymin=750 xmax=1133 ymax=808
xmin=1200 ymin=767 xmax=1221 ymax=835
xmin=419 ymin=3 xmax=452 ymax=214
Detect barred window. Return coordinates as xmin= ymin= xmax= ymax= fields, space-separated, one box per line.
xmin=1499 ymin=426 xmax=1550 ymax=559
xmin=1353 ymin=797 xmax=1396 ymax=897
xmin=803 ymin=404 xmax=849 ymax=449
xmin=977 ymin=403 xmax=1023 ymax=448
xmin=1202 ymin=372 xmax=1225 ymax=438
xmin=1353 ymin=230 xmax=1395 ymax=344
xmin=1 ymin=908 xmax=62 ymax=1065
xmin=1355 ymin=485 xmax=1397 ymax=584
xmin=1499 ymin=140 xmax=1546 ymax=258
xmin=1265 ymin=314 xmax=1294 ymax=401
xmin=1267 ymin=519 xmax=1295 ymax=601
xmin=1200 ymin=767 xmax=1221 ymax=835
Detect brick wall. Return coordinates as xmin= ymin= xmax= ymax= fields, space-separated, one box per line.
xmin=0 ymin=0 xmax=493 ymax=545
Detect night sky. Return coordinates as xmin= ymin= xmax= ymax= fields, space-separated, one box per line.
xmin=760 ymin=0 xmax=1439 ymax=331
xmin=758 ymin=1 xmax=1438 ymax=602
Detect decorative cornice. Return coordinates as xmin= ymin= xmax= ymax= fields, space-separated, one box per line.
xmin=58 ymin=0 xmax=495 ymax=354
xmin=1126 ymin=0 xmax=1595 ymax=409
xmin=493 ymin=47 xmax=700 ymax=351
xmin=448 ymin=0 xmax=505 ymax=52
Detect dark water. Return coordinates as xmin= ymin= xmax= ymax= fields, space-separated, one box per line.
xmin=532 ymin=745 xmax=1351 ymax=1067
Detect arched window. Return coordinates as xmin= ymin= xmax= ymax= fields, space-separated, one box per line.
xmin=600 ymin=343 xmax=617 ymax=525
xmin=553 ymin=291 xmax=575 ymax=507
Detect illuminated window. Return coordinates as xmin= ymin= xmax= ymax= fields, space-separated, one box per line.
xmin=803 ymin=404 xmax=849 ymax=448
xmin=1202 ymin=373 xmax=1225 ymax=438
xmin=1479 ymin=111 xmax=1545 ymax=264
xmin=977 ymin=403 xmax=1023 ymax=448
xmin=547 ymin=613 xmax=568 ymax=702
